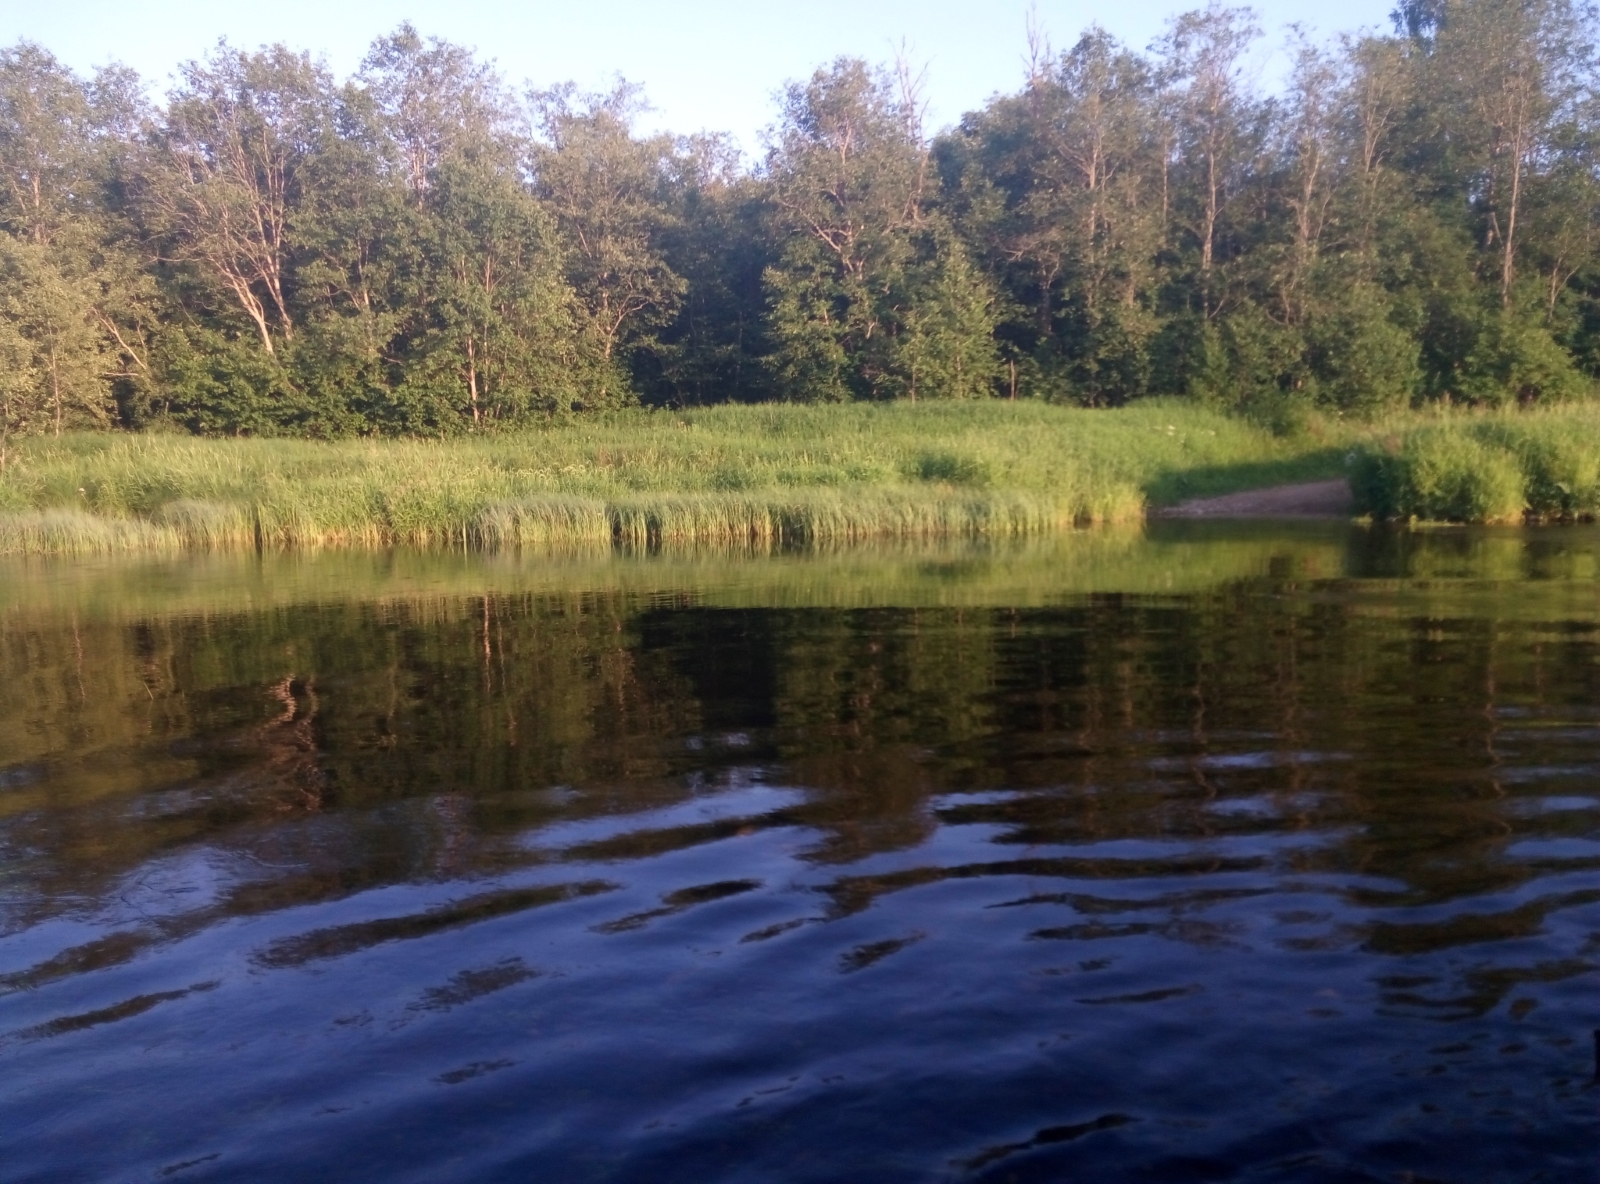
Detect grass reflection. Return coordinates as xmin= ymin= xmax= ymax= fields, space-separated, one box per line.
xmin=0 ymin=523 xmax=1597 ymax=979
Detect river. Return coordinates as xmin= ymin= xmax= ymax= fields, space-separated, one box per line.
xmin=1 ymin=522 xmax=1594 ymax=1182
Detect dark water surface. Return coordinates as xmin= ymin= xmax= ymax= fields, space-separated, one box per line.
xmin=1 ymin=524 xmax=1595 ymax=1183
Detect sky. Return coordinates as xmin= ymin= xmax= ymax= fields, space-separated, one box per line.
xmin=7 ymin=0 xmax=1399 ymax=153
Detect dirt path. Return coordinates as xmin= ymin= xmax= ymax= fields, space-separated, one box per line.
xmin=1154 ymin=478 xmax=1354 ymax=519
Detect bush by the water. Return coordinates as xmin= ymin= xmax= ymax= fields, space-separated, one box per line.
xmin=1352 ymin=406 xmax=1600 ymax=523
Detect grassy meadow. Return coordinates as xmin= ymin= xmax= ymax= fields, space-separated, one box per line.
xmin=1 ymin=399 xmax=1597 ymax=556
xmin=0 ymin=401 xmax=1340 ymax=555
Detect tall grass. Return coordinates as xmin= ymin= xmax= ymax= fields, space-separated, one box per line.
xmin=0 ymin=401 xmax=1322 ymax=555
xmin=7 ymin=398 xmax=1592 ymax=553
xmin=1351 ymin=403 xmax=1600 ymax=523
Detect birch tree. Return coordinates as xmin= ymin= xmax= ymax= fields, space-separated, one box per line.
xmin=150 ymin=44 xmax=332 ymax=355
xmin=1434 ymin=0 xmax=1593 ymax=307
xmin=1160 ymin=4 xmax=1263 ymax=317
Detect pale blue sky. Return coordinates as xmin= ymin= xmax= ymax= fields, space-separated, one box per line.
xmin=8 ymin=0 xmax=1398 ymax=152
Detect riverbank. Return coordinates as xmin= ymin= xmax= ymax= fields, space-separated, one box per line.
xmin=0 ymin=401 xmax=1595 ymax=555
xmin=0 ymin=402 xmax=1343 ymax=555
xmin=1156 ymin=478 xmax=1356 ymax=518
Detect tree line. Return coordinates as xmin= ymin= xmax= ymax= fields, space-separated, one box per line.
xmin=3 ymin=0 xmax=1599 ymax=444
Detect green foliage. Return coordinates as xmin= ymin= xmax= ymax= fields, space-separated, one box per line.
xmin=896 ymin=234 xmax=1003 ymax=400
xmin=1475 ymin=412 xmax=1600 ymax=517
xmin=21 ymin=400 xmax=1600 ymax=544
xmin=0 ymin=237 xmax=114 ymax=436
xmin=763 ymin=249 xmax=855 ymax=403
xmin=529 ymin=81 xmax=686 ymax=386
xmin=762 ymin=60 xmax=1001 ymax=403
xmin=1303 ymin=283 xmax=1422 ymax=414
xmin=646 ymin=152 xmax=776 ymax=405
xmin=0 ymin=401 xmax=1341 ymax=552
xmin=156 ymin=327 xmax=312 ymax=436
xmin=1352 ymin=405 xmax=1600 ymax=521
xmin=1459 ymin=312 xmax=1588 ymax=405
xmin=940 ymin=28 xmax=1167 ymax=404
xmin=4 ymin=4 xmax=1600 ymax=433
xmin=906 ymin=450 xmax=991 ymax=486
xmin=0 ymin=313 xmax=37 ymax=469
xmin=1396 ymin=430 xmax=1528 ymax=523
xmin=392 ymin=157 xmax=593 ymax=425
xmin=1522 ymin=440 xmax=1600 ymax=516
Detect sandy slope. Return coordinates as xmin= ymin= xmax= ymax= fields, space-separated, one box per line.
xmin=1155 ymin=478 xmax=1354 ymax=518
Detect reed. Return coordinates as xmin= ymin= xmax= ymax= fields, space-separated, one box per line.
xmin=0 ymin=401 xmax=1313 ymax=555
xmin=20 ymin=397 xmax=1591 ymax=552
xmin=0 ymin=509 xmax=184 ymax=556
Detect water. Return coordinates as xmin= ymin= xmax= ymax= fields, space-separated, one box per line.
xmin=1 ymin=523 xmax=1595 ymax=1183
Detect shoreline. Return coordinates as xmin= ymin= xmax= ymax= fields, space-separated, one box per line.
xmin=1154 ymin=479 xmax=1356 ymax=519
xmin=3 ymin=400 xmax=1598 ymax=556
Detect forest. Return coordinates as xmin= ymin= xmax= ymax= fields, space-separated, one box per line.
xmin=2 ymin=0 xmax=1599 ymax=448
